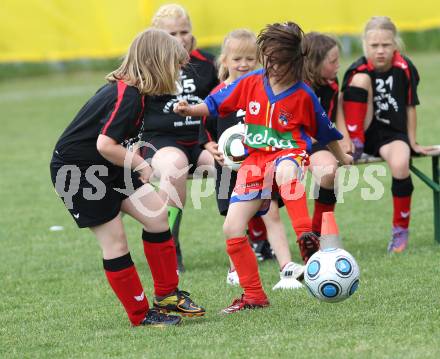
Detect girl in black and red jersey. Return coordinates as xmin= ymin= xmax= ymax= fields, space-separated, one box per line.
xmin=50 ymin=29 xmax=205 ymax=327
xmin=303 ymin=32 xmax=352 ymax=236
xmin=341 ymin=16 xmax=434 ymax=253
xmin=199 ymin=29 xmax=304 ymax=290
xmin=141 ymin=4 xmax=218 ymax=272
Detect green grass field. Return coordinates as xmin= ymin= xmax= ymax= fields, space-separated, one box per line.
xmin=1 ymin=53 xmax=440 ymax=359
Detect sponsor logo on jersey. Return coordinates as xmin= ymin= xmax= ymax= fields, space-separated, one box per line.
xmin=278 ymin=110 xmax=291 ymax=126
xmin=244 ymin=124 xmax=298 ymax=149
xmin=249 ymin=101 xmax=261 ymax=115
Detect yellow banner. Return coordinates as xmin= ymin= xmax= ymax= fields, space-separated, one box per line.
xmin=1 ymin=0 xmax=440 ymax=62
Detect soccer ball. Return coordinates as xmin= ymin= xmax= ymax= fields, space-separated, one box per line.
xmin=304 ymin=248 xmax=360 ymax=303
xmin=217 ymin=123 xmax=247 ymax=171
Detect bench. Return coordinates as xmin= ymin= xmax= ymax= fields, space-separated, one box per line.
xmin=355 ymin=145 xmax=440 ymax=243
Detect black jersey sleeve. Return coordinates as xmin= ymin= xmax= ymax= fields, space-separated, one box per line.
xmin=405 ymin=57 xmax=420 ymax=106
xmin=100 ymin=83 xmax=142 ymax=143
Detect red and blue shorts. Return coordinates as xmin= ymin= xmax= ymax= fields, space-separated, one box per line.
xmin=230 ymin=149 xmax=309 ymax=215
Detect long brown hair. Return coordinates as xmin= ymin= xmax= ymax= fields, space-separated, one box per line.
xmin=303 ymin=32 xmax=338 ymax=88
xmin=257 ymin=22 xmax=306 ymax=83
xmin=106 ymin=28 xmax=188 ymax=95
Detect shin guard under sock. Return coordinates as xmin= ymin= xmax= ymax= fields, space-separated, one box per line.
xmin=278 ymin=180 xmax=312 ymax=238
xmin=226 ymin=236 xmax=267 ymax=301
xmin=142 ymin=230 xmax=179 ymax=297
xmin=343 ymin=86 xmax=368 ymax=143
xmin=392 ymin=177 xmax=414 ymax=228
xmin=312 ymin=187 xmax=337 ymax=234
xmin=103 ymin=253 xmax=148 ymax=326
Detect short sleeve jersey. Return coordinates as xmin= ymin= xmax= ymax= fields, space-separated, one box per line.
xmin=54 ymin=80 xmax=145 ymax=164
xmin=142 ymin=49 xmax=218 ymax=142
xmin=204 ymin=69 xmax=342 ymax=153
xmin=342 ymin=51 xmax=419 ymax=133
xmin=199 ymin=81 xmax=246 ymax=145
xmin=314 ymin=79 xmax=339 ymax=123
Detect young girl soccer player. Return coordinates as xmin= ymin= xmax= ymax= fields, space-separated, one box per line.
xmin=199 ymin=29 xmax=304 ymax=290
xmin=175 ymin=22 xmax=352 ymax=313
xmin=141 ymin=4 xmax=218 ymax=272
xmin=50 ymin=29 xmax=205 ymax=327
xmin=341 ymin=16 xmax=434 ymax=253
xmin=303 ymin=32 xmax=352 ymax=236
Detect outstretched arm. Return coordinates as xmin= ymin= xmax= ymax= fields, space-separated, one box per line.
xmin=174 ymin=101 xmax=210 ymax=117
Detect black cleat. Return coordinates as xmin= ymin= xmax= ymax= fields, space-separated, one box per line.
xmin=297 ymin=231 xmax=320 ymax=264
xmin=252 ymin=240 xmax=275 ymax=261
xmin=140 ymin=308 xmax=181 ymax=327
xmin=154 ymin=290 xmax=206 ymax=317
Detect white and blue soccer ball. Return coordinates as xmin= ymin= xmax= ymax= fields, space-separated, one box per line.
xmin=217 ymin=123 xmax=247 ymax=171
xmin=304 ymin=248 xmax=360 ymax=303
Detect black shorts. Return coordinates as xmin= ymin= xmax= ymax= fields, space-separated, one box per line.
xmin=364 ymin=121 xmax=410 ymax=157
xmin=141 ymin=135 xmax=203 ymax=175
xmin=310 ymin=141 xmax=329 ymax=154
xmin=50 ymin=157 xmax=143 ymax=228
xmin=215 ymin=162 xmax=284 ymax=216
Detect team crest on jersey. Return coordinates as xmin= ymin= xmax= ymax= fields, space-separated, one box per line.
xmin=249 ymin=101 xmax=260 ymax=115
xmin=278 ymin=110 xmax=291 ymax=126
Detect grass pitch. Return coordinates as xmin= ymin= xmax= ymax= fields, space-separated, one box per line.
xmin=1 ymin=53 xmax=440 ymax=359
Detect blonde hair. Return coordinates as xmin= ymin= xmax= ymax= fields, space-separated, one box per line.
xmin=151 ymin=4 xmax=196 ymax=52
xmin=218 ymin=29 xmax=257 ymax=82
xmin=106 ymin=28 xmax=188 ymax=95
xmin=362 ymin=16 xmax=404 ymax=54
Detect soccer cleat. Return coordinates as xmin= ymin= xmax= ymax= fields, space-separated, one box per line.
xmin=252 ymin=240 xmax=275 ymax=261
xmin=154 ymin=290 xmax=205 ymax=317
xmin=221 ymin=294 xmax=269 ymax=314
xmin=297 ymin=232 xmax=320 ymax=264
xmin=272 ymin=262 xmax=305 ymax=290
xmin=388 ymin=226 xmax=409 ymax=253
xmin=140 ymin=308 xmax=181 ymax=327
xmin=226 ymin=269 xmax=240 ymax=286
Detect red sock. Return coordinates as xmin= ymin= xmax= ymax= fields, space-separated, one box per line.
xmin=393 ymin=195 xmax=412 ymax=228
xmin=104 ymin=254 xmax=149 ymax=326
xmin=278 ymin=180 xmax=312 ymax=237
xmin=312 ymin=200 xmax=335 ymax=234
xmin=226 ymin=236 xmax=267 ymax=301
xmin=142 ymin=231 xmax=178 ymax=297
xmin=343 ymin=86 xmax=368 ymax=143
xmin=247 ymin=216 xmax=268 ymax=242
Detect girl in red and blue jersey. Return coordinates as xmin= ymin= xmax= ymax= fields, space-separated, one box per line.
xmin=199 ymin=29 xmax=305 ymax=290
xmin=175 ymin=22 xmax=352 ymax=314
